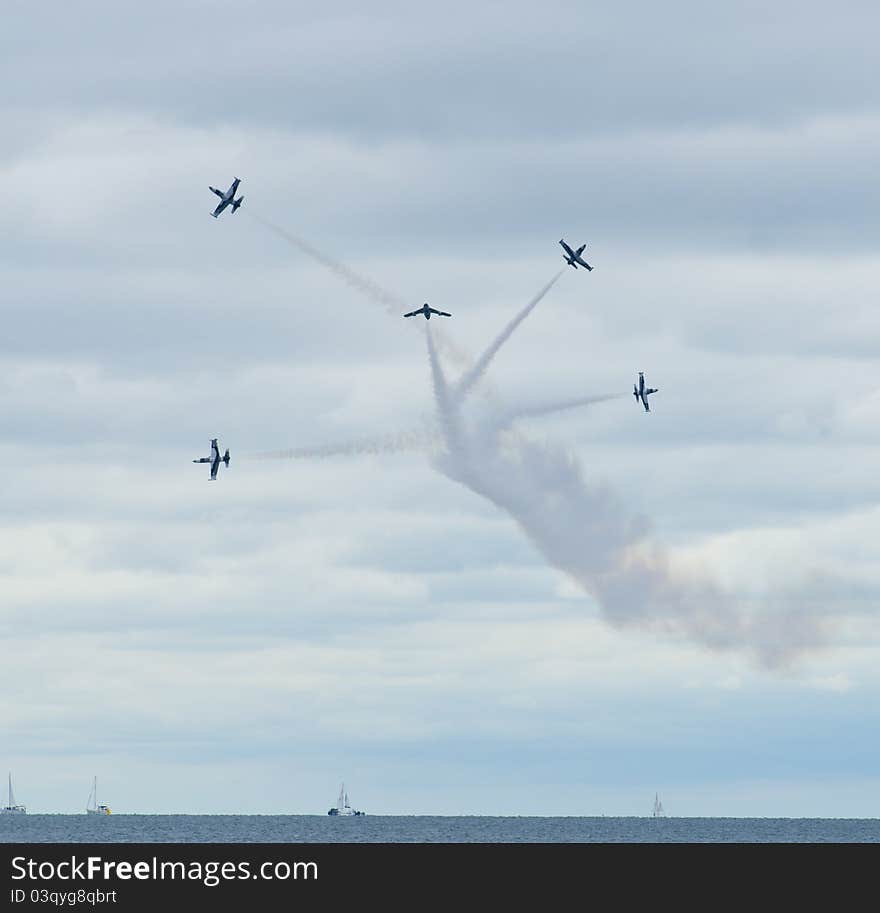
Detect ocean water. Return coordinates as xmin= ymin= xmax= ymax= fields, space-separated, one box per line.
xmin=2 ymin=815 xmax=880 ymax=843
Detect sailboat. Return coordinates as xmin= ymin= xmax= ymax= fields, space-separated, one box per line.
xmin=86 ymin=776 xmax=111 ymax=816
xmin=652 ymin=792 xmax=665 ymax=817
xmin=327 ymin=783 xmax=364 ymax=816
xmin=1 ymin=773 xmax=26 ymax=815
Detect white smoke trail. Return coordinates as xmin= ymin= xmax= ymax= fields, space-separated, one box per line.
xmin=452 ymin=269 xmax=565 ymax=405
xmin=426 ymin=324 xmax=463 ymax=456
xmin=246 ymin=211 xmax=407 ymax=312
xmin=246 ymin=210 xmax=471 ymax=368
xmin=255 ymin=391 xmax=619 ymax=462
xmin=426 ymin=320 xmax=829 ymax=668
xmin=242 ymin=218 xmax=831 ymax=664
xmin=240 ymin=213 xmax=833 ymax=665
xmin=252 ymin=425 xmax=440 ymax=461
xmin=492 ymin=393 xmax=625 ymax=427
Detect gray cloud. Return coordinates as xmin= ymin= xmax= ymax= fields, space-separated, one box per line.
xmin=3 ymin=0 xmax=880 ymax=815
xmin=6 ymin=1 xmax=880 ymax=140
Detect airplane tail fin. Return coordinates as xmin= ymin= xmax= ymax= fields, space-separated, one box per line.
xmin=223 ymin=450 xmax=230 ymax=466
xmin=232 ymin=196 xmax=244 ymax=212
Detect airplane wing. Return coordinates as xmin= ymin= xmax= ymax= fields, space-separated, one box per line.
xmin=403 ymin=310 xmax=419 ymax=317
xmin=437 ymin=311 xmax=452 ymax=317
xmin=577 ymin=258 xmax=593 ymax=270
xmin=643 ymin=399 xmax=650 ymax=412
xmin=210 ymin=457 xmax=219 ymax=479
xmin=576 ymin=244 xmax=586 ymax=255
xmin=559 ymin=239 xmax=575 ymax=257
xmin=193 ymin=457 xmax=211 ymax=463
xmin=646 ymin=388 xmax=658 ymax=395
xmin=227 ymin=178 xmax=240 ymax=196
xmin=209 ymin=187 xmax=224 ymax=198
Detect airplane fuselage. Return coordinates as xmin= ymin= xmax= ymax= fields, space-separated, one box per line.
xmin=193 ymin=439 xmax=230 ymax=479
xmin=633 ymin=373 xmax=657 ymax=412
xmin=403 ymin=303 xmax=451 ymax=320
xmin=559 ymin=239 xmax=592 ymax=271
xmin=209 ymin=178 xmax=243 ymax=218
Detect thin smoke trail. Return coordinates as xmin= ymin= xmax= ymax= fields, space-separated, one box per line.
xmin=252 ymin=426 xmax=440 ymax=461
xmin=246 ymin=211 xmax=407 ymax=312
xmin=426 ymin=324 xmax=463 ymax=455
xmin=246 ymin=210 xmax=472 ymax=368
xmin=452 ymin=269 xmax=565 ymax=405
xmin=492 ymin=393 xmax=625 ymax=426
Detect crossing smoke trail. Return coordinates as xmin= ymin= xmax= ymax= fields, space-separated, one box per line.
xmin=251 ymin=392 xmax=618 ymax=462
xmin=427 ymin=323 xmax=463 ymax=455
xmin=452 ymin=269 xmax=564 ymax=405
xmin=245 ymin=212 xmax=578 ymax=464
xmin=250 ymin=258 xmax=611 ymax=463
xmin=243 ymin=214 xmax=832 ymax=664
xmin=426 ymin=326 xmax=828 ymax=668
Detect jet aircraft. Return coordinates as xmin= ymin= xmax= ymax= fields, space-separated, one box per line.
xmin=633 ymin=372 xmax=658 ymax=412
xmin=193 ymin=438 xmax=231 ymax=480
xmin=559 ymin=238 xmax=593 ymax=270
xmin=209 ymin=177 xmax=244 ymax=218
xmin=403 ymin=303 xmax=452 ymax=320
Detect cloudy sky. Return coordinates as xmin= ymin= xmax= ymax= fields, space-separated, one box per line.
xmin=3 ymin=0 xmax=880 ymax=817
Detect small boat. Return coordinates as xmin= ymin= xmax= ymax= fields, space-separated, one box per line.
xmin=86 ymin=776 xmax=111 ymax=815
xmin=1 ymin=772 xmax=26 ymax=815
xmin=652 ymin=792 xmax=664 ymax=817
xmin=327 ymin=783 xmax=364 ymax=816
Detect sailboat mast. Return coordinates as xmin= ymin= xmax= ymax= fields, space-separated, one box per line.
xmin=652 ymin=792 xmax=664 ymax=816
xmin=8 ymin=772 xmax=12 ymax=808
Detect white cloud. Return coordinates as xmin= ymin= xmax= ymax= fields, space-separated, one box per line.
xmin=3 ymin=1 xmax=880 ymax=816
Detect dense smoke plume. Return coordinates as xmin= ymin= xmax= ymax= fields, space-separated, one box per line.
xmin=251 ymin=213 xmax=830 ymax=666
xmin=426 ymin=324 xmax=828 ymax=668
